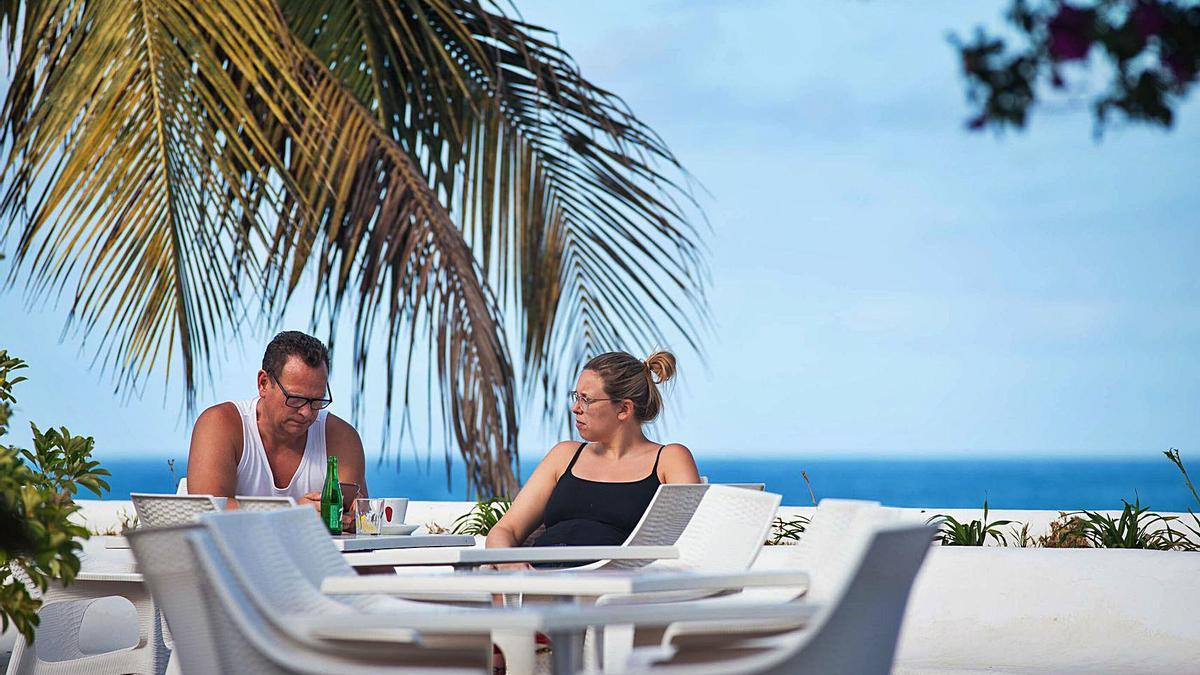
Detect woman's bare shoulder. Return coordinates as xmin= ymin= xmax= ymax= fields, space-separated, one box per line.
xmin=526 ymin=441 xmax=584 ymax=482
xmin=658 ymin=443 xmax=700 ymax=482
xmin=544 ymin=440 xmax=584 ymax=464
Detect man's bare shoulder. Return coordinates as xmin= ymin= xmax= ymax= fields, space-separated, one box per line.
xmin=192 ymin=403 xmax=243 ymax=447
xmin=324 ymin=413 xmax=365 ymax=456
xmin=188 ymin=402 xmax=244 ymax=467
xmin=195 ymin=401 xmax=242 ymax=430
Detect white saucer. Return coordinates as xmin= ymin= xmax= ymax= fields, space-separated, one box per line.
xmin=379 ymin=523 xmax=419 ymax=536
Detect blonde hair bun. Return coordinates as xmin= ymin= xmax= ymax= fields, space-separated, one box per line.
xmin=643 ymin=351 xmax=677 ymax=385
xmin=583 ymin=350 xmax=678 ymax=422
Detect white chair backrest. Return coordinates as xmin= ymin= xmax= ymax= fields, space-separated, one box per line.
xmin=785 ymin=499 xmax=888 ymax=603
xmin=718 ymin=483 xmax=766 ymax=491
xmin=126 ymin=524 xmax=229 ymax=674
xmin=650 ymin=485 xmax=781 ymax=572
xmin=131 ymin=493 xmax=223 ymax=527
xmin=766 ymin=523 xmax=935 ymax=674
xmin=234 ymin=495 xmax=298 ymax=512
xmin=176 ymin=476 xmax=188 ymax=495
xmin=620 ymin=484 xmax=711 ymax=547
xmin=262 ymin=507 xmax=357 ymax=585
xmin=183 ymin=526 xmax=482 ymax=674
xmin=199 ymin=510 xmax=353 ymax=618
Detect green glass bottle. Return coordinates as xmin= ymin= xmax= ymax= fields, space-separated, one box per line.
xmin=320 ymin=455 xmax=343 ymax=534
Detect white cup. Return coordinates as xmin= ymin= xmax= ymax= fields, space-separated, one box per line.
xmin=379 ymin=498 xmax=409 ymax=533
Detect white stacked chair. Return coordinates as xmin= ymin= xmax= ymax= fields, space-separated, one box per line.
xmin=605 ymin=522 xmax=936 ymax=674
xmin=197 ymin=509 xmax=491 ymax=664
xmin=4 ymin=556 xmax=167 ymax=675
xmin=127 ymin=521 xmax=490 ymax=674
xmin=605 ymin=499 xmax=884 ymax=670
xmin=130 ymin=493 xmax=223 ymax=527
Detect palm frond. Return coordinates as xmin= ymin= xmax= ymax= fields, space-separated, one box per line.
xmin=281 ymin=0 xmax=710 ymax=425
xmin=0 ymin=0 xmax=314 ymax=406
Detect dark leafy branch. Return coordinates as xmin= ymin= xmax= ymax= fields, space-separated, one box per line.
xmin=953 ymin=0 xmax=1200 ymax=133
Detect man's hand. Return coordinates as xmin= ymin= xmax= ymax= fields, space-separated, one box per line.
xmin=299 ymin=491 xmax=322 ymax=510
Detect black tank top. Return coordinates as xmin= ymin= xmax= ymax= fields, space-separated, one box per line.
xmin=536 ymin=442 xmax=665 ymax=548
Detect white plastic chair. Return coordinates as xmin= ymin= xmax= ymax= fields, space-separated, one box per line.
xmin=610 ymin=522 xmax=936 ymax=674
xmin=611 ymin=499 xmax=885 ymax=669
xmin=5 ymin=569 xmax=167 ymax=675
xmin=130 ymin=493 xmax=224 ymax=527
xmin=189 ymin=525 xmax=487 ymax=674
xmin=197 ymin=510 xmax=490 ymax=662
xmin=125 ymin=524 xmax=226 ymax=675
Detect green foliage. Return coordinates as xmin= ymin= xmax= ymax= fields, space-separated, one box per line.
xmin=0 ymin=351 xmax=109 ymax=643
xmin=452 ymin=496 xmax=512 ymax=536
xmin=1072 ymin=498 xmax=1196 ymax=551
xmin=954 ymin=0 xmax=1200 ymax=134
xmin=1163 ymin=447 xmax=1200 ymax=540
xmin=930 ymin=500 xmax=1015 ymax=546
xmin=1007 ymin=521 xmax=1036 ymax=548
xmin=766 ymin=514 xmax=810 ymax=545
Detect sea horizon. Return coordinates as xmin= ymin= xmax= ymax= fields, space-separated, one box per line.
xmin=88 ymin=453 xmax=1199 ymax=512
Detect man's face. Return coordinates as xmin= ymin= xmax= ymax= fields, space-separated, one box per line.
xmin=257 ymin=356 xmax=330 ymax=435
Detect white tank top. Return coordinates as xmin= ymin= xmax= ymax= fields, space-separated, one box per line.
xmin=232 ymin=397 xmax=328 ymax=499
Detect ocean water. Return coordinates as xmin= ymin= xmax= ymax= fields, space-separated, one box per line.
xmin=94 ymin=455 xmax=1198 ymax=512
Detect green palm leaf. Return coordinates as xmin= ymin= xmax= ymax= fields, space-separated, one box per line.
xmin=0 ymin=0 xmax=707 ymax=497
xmin=279 ymin=0 xmax=709 ymax=419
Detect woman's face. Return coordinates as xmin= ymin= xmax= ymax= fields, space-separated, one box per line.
xmin=572 ymin=369 xmax=628 ymax=441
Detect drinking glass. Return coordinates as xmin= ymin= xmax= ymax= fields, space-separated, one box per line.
xmin=355 ymin=498 xmax=384 ymax=535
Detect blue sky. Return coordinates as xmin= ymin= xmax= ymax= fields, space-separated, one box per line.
xmin=2 ymin=0 xmax=1198 ymax=467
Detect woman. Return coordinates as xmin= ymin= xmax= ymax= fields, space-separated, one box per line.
xmin=487 ymin=350 xmax=701 ymax=565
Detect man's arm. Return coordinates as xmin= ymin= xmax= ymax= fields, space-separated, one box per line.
xmin=185 ymin=403 xmax=244 ymax=498
xmin=325 ymin=414 xmax=367 ymax=497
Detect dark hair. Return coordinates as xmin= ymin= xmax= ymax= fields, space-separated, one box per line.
xmin=584 ymin=350 xmax=677 ymax=422
xmin=262 ymin=331 xmax=330 ymax=378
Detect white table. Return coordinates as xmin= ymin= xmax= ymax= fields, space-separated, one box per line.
xmin=102 ymin=532 xmax=475 ymax=554
xmin=339 ymin=544 xmax=678 ymax=569
xmin=323 ymin=567 xmax=808 ymax=596
xmin=311 ymin=570 xmax=816 ymax=674
xmin=330 ymin=533 xmax=475 ymax=552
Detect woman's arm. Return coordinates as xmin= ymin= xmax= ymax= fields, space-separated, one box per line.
xmin=486 ymin=441 xmax=577 ymax=548
xmin=658 ymin=443 xmax=702 ymax=484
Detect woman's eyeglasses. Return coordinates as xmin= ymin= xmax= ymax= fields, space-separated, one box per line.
xmin=568 ymin=390 xmax=619 ymax=411
xmin=271 ymin=373 xmax=333 ymax=410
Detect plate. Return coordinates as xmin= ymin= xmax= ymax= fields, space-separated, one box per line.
xmin=379 ymin=523 xmax=419 ymax=536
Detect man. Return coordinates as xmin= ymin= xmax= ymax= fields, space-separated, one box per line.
xmin=187 ymin=331 xmax=367 ymax=524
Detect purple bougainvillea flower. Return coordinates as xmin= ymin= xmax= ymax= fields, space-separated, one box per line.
xmin=1047 ymin=4 xmax=1096 ymax=62
xmin=1132 ymin=0 xmax=1168 ymax=40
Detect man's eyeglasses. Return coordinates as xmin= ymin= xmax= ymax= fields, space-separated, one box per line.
xmin=568 ymin=390 xmax=619 ymax=411
xmin=270 ymin=373 xmax=333 ymax=410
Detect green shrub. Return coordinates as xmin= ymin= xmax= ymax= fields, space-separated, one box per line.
xmin=766 ymin=514 xmax=810 ymax=545
xmin=1071 ymin=499 xmax=1195 ymax=551
xmin=1164 ymin=448 xmax=1200 ymax=541
xmin=452 ymin=496 xmax=512 ymax=536
xmin=929 ymin=500 xmax=1014 ymax=546
xmin=0 ymin=351 xmax=109 ymax=643
xmin=1007 ymin=521 xmax=1036 ymax=548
